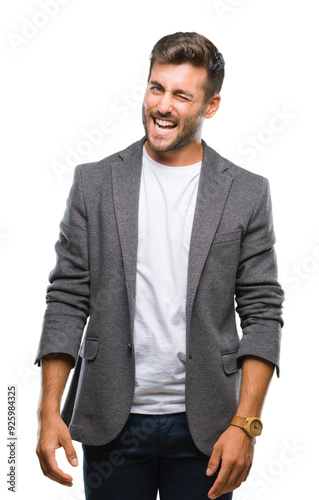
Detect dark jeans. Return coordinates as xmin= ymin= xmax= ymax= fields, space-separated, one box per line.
xmin=82 ymin=412 xmax=232 ymax=500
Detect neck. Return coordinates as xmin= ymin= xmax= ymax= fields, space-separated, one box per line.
xmin=144 ymin=138 xmax=203 ymax=166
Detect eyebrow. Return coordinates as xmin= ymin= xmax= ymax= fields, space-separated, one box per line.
xmin=149 ymin=80 xmax=195 ymax=99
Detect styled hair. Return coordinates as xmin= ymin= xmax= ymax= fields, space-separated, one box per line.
xmin=148 ymin=32 xmax=225 ymax=102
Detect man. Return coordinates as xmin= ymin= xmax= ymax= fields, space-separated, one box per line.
xmin=35 ymin=32 xmax=284 ymax=500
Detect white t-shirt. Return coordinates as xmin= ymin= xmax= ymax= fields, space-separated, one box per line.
xmin=130 ymin=146 xmax=201 ymax=414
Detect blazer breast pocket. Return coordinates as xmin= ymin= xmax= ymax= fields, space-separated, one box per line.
xmin=213 ymin=229 xmax=242 ymax=245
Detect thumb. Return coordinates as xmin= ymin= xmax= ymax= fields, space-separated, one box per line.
xmin=60 ymin=432 xmax=78 ymax=467
xmin=206 ymin=443 xmax=222 ymax=476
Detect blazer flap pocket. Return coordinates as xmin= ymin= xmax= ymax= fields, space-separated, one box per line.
xmin=213 ymin=229 xmax=241 ymax=245
xmin=221 ymin=350 xmax=239 ymax=374
xmin=80 ymin=337 xmax=100 ymax=360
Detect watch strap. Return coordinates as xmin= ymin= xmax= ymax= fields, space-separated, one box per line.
xmin=231 ymin=416 xmax=248 ymax=428
xmin=231 ymin=415 xmax=262 ymax=437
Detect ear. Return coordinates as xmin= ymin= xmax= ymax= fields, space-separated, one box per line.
xmin=203 ymin=94 xmax=221 ymax=119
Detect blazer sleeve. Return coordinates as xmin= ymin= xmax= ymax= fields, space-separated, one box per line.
xmin=235 ymin=177 xmax=284 ymax=376
xmin=34 ymin=165 xmax=90 ymax=367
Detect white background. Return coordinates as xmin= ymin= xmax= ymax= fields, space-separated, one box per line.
xmin=1 ymin=0 xmax=318 ymax=498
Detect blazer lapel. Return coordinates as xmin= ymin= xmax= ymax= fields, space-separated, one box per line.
xmin=186 ymin=141 xmax=233 ymax=333
xmin=111 ymin=138 xmax=145 ymax=337
xmin=110 ymin=138 xmax=233 ymax=342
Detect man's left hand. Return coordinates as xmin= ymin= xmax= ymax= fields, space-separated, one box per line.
xmin=206 ymin=425 xmax=254 ymax=499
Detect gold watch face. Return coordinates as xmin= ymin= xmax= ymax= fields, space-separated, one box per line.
xmin=249 ymin=419 xmax=263 ymax=436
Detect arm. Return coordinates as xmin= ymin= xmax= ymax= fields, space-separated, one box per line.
xmin=235 ymin=177 xmax=284 ymax=373
xmin=236 ymin=355 xmax=275 ymax=416
xmin=206 ymin=177 xmax=284 ymax=498
xmin=34 ymin=165 xmax=90 ymax=368
xmin=36 ymin=353 xmax=78 ymax=487
xmin=206 ymin=356 xmax=275 ymax=499
xmin=35 ymin=166 xmax=90 ymax=483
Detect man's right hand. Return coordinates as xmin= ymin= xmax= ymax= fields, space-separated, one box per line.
xmin=36 ymin=412 xmax=78 ymax=486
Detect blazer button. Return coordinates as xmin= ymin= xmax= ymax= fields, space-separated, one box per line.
xmin=188 ymin=353 xmax=193 ymax=360
xmin=127 ymin=343 xmax=132 ymax=352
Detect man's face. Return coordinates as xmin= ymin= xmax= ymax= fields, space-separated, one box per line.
xmin=142 ymin=62 xmax=209 ymax=153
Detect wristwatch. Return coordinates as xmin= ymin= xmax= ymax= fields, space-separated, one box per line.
xmin=230 ymin=416 xmax=263 ymax=437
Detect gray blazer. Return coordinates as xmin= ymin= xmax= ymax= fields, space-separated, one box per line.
xmin=35 ymin=137 xmax=284 ymax=456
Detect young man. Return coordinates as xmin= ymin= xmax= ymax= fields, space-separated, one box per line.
xmin=35 ymin=32 xmax=284 ymax=500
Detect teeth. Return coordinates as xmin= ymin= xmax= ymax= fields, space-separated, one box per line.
xmin=155 ymin=119 xmax=176 ymax=127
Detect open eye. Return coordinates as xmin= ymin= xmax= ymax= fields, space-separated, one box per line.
xmin=150 ymin=86 xmax=163 ymax=93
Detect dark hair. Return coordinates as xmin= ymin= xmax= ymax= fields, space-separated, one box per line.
xmin=148 ymin=32 xmax=225 ymax=102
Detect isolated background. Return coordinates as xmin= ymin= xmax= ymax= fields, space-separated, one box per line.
xmin=1 ymin=0 xmax=318 ymax=498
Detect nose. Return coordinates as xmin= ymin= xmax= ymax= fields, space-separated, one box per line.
xmin=157 ymin=91 xmax=173 ymax=115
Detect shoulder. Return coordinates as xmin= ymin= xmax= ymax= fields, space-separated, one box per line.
xmin=74 ymin=137 xmax=145 ymax=182
xmin=203 ymin=140 xmax=269 ymax=194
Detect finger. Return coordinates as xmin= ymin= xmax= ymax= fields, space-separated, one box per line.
xmin=38 ymin=447 xmax=74 ymax=484
xmin=223 ymin=464 xmax=247 ymax=492
xmin=40 ymin=459 xmax=73 ymax=486
xmin=60 ymin=433 xmax=78 ymax=468
xmin=208 ymin=463 xmax=232 ymax=499
xmin=209 ymin=458 xmax=251 ymax=498
xmin=46 ymin=451 xmax=74 ymax=483
xmin=206 ymin=445 xmax=222 ymax=476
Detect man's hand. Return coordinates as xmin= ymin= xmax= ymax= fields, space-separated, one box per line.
xmin=206 ymin=425 xmax=254 ymax=499
xmin=36 ymin=412 xmax=78 ymax=486
xmin=36 ymin=353 xmax=75 ymax=485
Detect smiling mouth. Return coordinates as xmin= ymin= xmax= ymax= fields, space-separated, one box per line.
xmin=153 ymin=117 xmax=178 ymax=132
